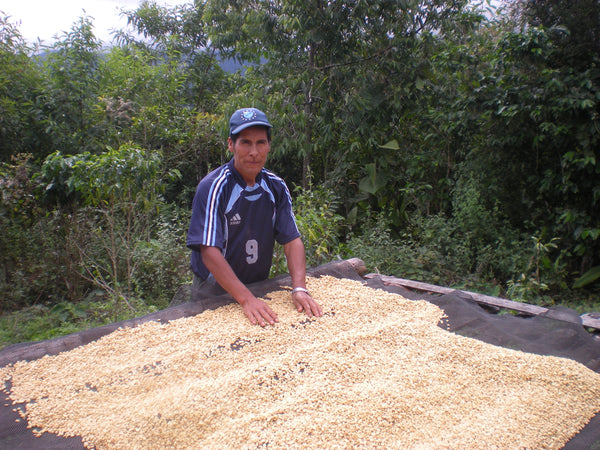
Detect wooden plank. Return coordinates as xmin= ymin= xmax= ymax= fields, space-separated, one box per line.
xmin=581 ymin=313 xmax=600 ymax=330
xmin=364 ymin=273 xmax=600 ymax=330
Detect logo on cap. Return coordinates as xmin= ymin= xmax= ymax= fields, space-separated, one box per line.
xmin=241 ymin=109 xmax=257 ymax=121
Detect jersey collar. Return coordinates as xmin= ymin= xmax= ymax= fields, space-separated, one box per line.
xmin=228 ymin=158 xmax=265 ymax=188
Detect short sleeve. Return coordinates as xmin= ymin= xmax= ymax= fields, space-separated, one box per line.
xmin=186 ymin=168 xmax=228 ymax=252
xmin=273 ymin=179 xmax=301 ymax=245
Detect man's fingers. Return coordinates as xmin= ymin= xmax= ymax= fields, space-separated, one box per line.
xmin=310 ymin=300 xmax=323 ymax=317
xmin=246 ymin=310 xmax=268 ymax=327
xmin=246 ymin=312 xmax=258 ymax=325
xmin=292 ymin=293 xmax=323 ymax=318
xmin=312 ymin=301 xmax=323 ymax=317
xmin=245 ymin=294 xmax=324 ymax=325
xmin=244 ymin=299 xmax=278 ymax=326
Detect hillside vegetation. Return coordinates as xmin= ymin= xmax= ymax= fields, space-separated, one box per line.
xmin=1 ymin=0 xmax=599 ymax=346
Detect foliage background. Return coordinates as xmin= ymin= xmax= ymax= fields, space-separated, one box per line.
xmin=1 ymin=0 xmax=599 ymax=346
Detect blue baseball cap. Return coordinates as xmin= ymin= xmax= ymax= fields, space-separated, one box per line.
xmin=229 ymin=108 xmax=272 ymax=136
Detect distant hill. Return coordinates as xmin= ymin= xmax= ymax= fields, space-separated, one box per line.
xmin=218 ymin=56 xmax=267 ymax=74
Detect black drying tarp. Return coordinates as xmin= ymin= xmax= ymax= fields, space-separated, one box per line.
xmin=1 ymin=259 xmax=600 ymax=449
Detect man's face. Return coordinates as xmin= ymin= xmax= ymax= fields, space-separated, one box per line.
xmin=228 ymin=126 xmax=271 ymax=186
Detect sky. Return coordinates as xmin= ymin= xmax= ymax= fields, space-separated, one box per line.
xmin=1 ymin=0 xmax=190 ymax=45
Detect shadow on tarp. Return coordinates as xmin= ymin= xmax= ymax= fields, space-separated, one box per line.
xmin=1 ymin=259 xmax=600 ymax=449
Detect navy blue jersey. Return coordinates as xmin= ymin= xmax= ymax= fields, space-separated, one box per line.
xmin=187 ymin=159 xmax=300 ymax=284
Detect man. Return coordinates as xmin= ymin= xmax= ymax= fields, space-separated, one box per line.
xmin=186 ymin=107 xmax=323 ymax=326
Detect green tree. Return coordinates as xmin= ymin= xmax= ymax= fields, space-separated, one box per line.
xmin=42 ymin=15 xmax=103 ymax=155
xmin=107 ymin=2 xmax=236 ymax=205
xmin=518 ymin=0 xmax=600 ymax=70
xmin=483 ymin=27 xmax=599 ymax=280
xmin=428 ymin=4 xmax=600 ymax=289
xmin=96 ymin=44 xmax=228 ymax=206
xmin=119 ymin=0 xmax=231 ymax=112
xmin=0 ymin=13 xmax=49 ymax=162
xmin=203 ymin=0 xmax=477 ymax=220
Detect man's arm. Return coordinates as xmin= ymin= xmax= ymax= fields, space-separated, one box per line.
xmin=200 ymin=245 xmax=278 ymax=326
xmin=283 ymin=237 xmax=323 ymax=318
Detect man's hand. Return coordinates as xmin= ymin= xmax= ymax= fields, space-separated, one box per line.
xmin=284 ymin=238 xmax=323 ymax=319
xmin=240 ymin=296 xmax=279 ymax=327
xmin=291 ymin=291 xmax=323 ymax=318
xmin=201 ymin=245 xmax=279 ymax=327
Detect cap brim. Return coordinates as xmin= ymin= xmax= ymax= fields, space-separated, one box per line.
xmin=230 ymin=121 xmax=273 ymax=136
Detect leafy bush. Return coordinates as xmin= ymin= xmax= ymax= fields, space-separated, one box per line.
xmin=506 ymin=234 xmax=569 ymax=302
xmin=131 ymin=205 xmax=191 ymax=307
xmin=346 ymin=207 xmax=554 ymax=299
xmin=346 ymin=211 xmax=406 ymax=276
xmin=271 ymin=186 xmax=347 ymax=276
xmin=0 ymin=154 xmax=72 ymax=311
xmin=38 ymin=144 xmax=182 ymax=317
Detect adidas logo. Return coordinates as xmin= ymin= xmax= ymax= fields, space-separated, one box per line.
xmin=229 ymin=213 xmax=241 ymax=226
